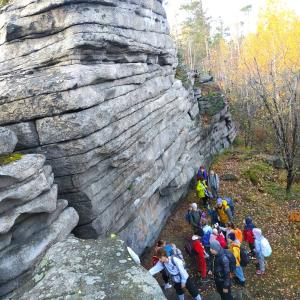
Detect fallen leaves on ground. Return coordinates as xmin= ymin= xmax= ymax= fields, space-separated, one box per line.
xmin=141 ymin=149 xmax=300 ymax=300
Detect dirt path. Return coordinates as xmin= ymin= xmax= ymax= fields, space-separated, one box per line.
xmin=141 ymin=150 xmax=300 ymax=300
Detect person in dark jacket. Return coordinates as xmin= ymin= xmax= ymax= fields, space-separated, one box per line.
xmin=189 ymin=203 xmax=202 ymax=235
xmin=197 ymin=165 xmax=208 ymax=182
xmin=210 ymin=240 xmax=233 ymax=300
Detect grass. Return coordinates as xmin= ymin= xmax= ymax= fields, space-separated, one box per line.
xmin=0 ymin=153 xmax=23 ymax=166
xmin=243 ymin=162 xmax=273 ymax=186
xmin=242 ymin=158 xmax=300 ymax=201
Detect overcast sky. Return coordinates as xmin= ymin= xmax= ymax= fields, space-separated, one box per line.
xmin=164 ymin=0 xmax=300 ymax=37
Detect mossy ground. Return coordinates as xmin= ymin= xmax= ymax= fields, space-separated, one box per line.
xmin=142 ymin=147 xmax=300 ymax=300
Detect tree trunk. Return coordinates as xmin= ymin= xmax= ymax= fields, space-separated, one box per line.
xmin=286 ymin=169 xmax=294 ymax=193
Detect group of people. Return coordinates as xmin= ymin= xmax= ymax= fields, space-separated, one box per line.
xmin=148 ymin=165 xmax=272 ymax=300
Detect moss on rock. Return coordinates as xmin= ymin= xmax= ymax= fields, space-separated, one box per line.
xmin=0 ymin=153 xmax=23 ymax=166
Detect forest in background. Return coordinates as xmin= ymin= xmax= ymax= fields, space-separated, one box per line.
xmin=175 ymin=0 xmax=300 ymax=193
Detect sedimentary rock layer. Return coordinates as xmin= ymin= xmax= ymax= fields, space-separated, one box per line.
xmin=0 ymin=0 xmax=236 ymax=255
xmin=0 ymin=128 xmax=79 ymax=297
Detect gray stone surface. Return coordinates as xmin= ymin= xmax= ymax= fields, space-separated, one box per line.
xmin=221 ymin=173 xmax=239 ymax=181
xmin=0 ymin=184 xmax=57 ymax=234
xmin=0 ymin=207 xmax=78 ymax=288
xmin=12 ymin=199 xmax=68 ymax=243
xmin=4 ymin=122 xmax=39 ymax=149
xmin=7 ymin=236 xmax=166 ymax=300
xmin=0 ymin=233 xmax=11 ymax=252
xmin=0 ymin=127 xmax=17 ymax=155
xmin=0 ymin=154 xmax=45 ymax=189
xmin=0 ymin=0 xmax=236 ymax=256
xmin=0 ymin=169 xmax=50 ymax=213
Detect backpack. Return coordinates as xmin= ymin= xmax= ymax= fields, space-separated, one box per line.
xmin=172 ymin=245 xmax=185 ymax=263
xmin=201 ymin=231 xmax=211 ymax=247
xmin=152 ymin=256 xmax=159 ymax=266
xmin=185 ymin=211 xmax=192 ymax=224
xmin=234 ymin=228 xmax=243 ymax=243
xmin=216 ymin=234 xmax=227 ymax=249
xmin=184 ymin=238 xmax=197 ymax=256
xmin=261 ymin=237 xmax=272 ymax=257
xmin=240 ymin=246 xmax=250 ymax=267
xmin=224 ymin=249 xmax=236 ymax=273
xmin=224 ymin=197 xmax=234 ymax=215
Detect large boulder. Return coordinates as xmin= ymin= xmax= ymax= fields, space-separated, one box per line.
xmin=8 ymin=236 xmax=166 ymax=300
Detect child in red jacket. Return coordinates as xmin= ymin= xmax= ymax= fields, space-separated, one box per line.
xmin=243 ymin=217 xmax=256 ymax=257
xmin=191 ymin=235 xmax=207 ymax=281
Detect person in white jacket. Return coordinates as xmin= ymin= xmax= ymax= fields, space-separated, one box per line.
xmin=149 ymin=248 xmax=202 ymax=300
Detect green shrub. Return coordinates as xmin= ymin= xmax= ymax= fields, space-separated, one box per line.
xmin=243 ymin=162 xmax=273 ymax=185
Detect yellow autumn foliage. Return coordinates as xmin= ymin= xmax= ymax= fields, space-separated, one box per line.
xmin=241 ymin=0 xmax=300 ymax=74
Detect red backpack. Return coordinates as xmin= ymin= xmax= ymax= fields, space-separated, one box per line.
xmin=216 ymin=234 xmax=227 ymax=248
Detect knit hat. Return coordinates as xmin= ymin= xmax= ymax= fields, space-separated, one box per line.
xmin=245 ymin=217 xmax=255 ymax=230
xmin=210 ymin=240 xmax=222 ymax=253
xmin=217 ymin=198 xmax=223 ymax=205
xmin=192 ymin=235 xmax=200 ymax=241
xmin=228 ymin=232 xmax=236 ymax=241
xmin=191 ymin=203 xmax=197 ymax=210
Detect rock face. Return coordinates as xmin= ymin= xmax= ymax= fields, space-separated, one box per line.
xmin=8 ymin=236 xmax=166 ymax=300
xmin=0 ymin=128 xmax=17 ymax=155
xmin=0 ymin=130 xmax=79 ymax=297
xmin=0 ymin=0 xmax=236 ymax=255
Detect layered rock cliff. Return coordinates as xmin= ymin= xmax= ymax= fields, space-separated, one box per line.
xmin=0 ymin=127 xmax=79 ymax=296
xmin=0 ymin=0 xmax=236 ymax=255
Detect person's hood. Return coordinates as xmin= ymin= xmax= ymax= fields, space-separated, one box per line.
xmin=210 ymin=240 xmax=223 ymax=254
xmin=203 ymin=225 xmax=212 ymax=233
xmin=253 ymin=228 xmax=262 ymax=240
xmin=245 ymin=217 xmax=255 ymax=230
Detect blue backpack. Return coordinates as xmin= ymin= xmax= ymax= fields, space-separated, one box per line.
xmin=201 ymin=231 xmax=211 ymax=247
